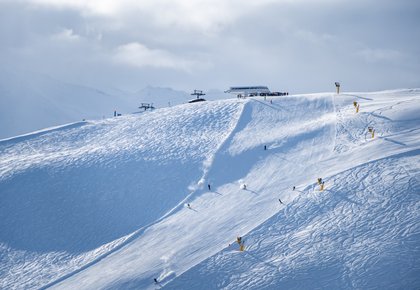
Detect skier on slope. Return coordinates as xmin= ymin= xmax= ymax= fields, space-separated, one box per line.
xmin=208 ymin=184 xmax=211 ymax=191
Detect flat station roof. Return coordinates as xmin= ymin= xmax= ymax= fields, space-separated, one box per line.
xmin=225 ymin=86 xmax=270 ymax=94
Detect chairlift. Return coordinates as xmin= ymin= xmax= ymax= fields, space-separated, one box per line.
xmin=138 ymin=103 xmax=155 ymax=111
xmin=188 ymin=89 xmax=206 ymax=103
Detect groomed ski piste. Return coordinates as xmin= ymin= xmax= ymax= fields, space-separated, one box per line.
xmin=0 ymin=89 xmax=419 ymax=289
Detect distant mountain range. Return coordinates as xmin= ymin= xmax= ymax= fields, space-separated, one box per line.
xmin=0 ymin=69 xmax=228 ymax=139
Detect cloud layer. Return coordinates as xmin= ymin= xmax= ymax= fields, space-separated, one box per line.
xmin=1 ymin=0 xmax=419 ymax=92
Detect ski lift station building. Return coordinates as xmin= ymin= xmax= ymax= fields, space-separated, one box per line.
xmin=225 ymin=86 xmax=271 ymax=97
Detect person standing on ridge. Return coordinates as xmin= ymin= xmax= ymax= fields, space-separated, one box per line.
xmin=208 ymin=184 xmax=211 ymax=191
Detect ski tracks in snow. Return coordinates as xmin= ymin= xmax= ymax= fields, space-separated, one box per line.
xmin=164 ymin=91 xmax=420 ymax=289
xmin=3 ymin=91 xmax=419 ymax=289
xmin=166 ymin=152 xmax=420 ymax=289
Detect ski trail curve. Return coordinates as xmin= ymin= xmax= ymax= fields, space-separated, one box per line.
xmin=41 ymin=101 xmax=247 ymax=289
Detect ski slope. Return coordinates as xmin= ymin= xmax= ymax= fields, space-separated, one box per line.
xmin=0 ymin=99 xmax=243 ymax=288
xmin=166 ymin=90 xmax=420 ymax=289
xmin=0 ymin=89 xmax=419 ymax=289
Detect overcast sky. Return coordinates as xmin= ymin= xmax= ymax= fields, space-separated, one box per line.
xmin=1 ymin=0 xmax=419 ymax=93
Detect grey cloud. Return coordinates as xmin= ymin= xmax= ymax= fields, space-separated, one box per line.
xmin=0 ymin=0 xmax=419 ymax=93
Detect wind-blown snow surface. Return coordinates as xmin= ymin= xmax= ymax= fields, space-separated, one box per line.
xmin=0 ymin=90 xmax=419 ymax=289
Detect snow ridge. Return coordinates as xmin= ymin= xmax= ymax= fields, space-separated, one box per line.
xmin=0 ymin=89 xmax=419 ymax=289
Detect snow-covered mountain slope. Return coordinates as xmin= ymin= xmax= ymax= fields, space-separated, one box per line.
xmin=0 ymin=99 xmax=243 ymax=289
xmin=166 ymin=90 xmax=420 ymax=290
xmin=167 ymin=150 xmax=419 ymax=290
xmin=0 ymin=89 xmax=419 ymax=289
